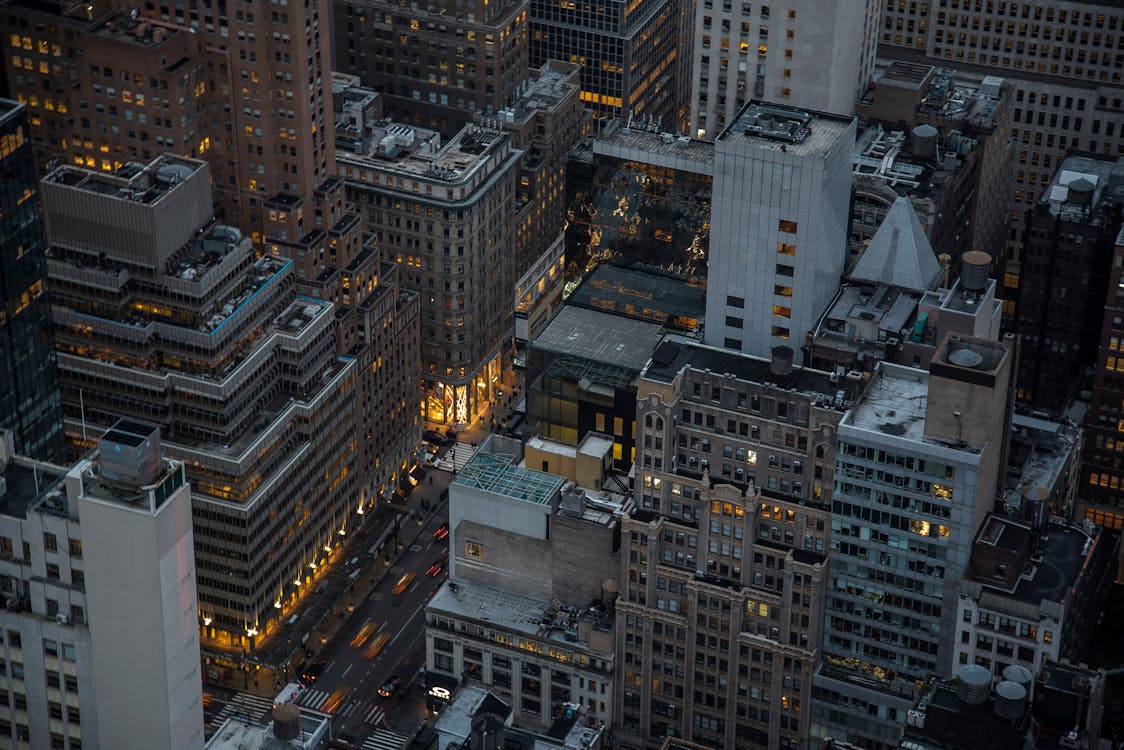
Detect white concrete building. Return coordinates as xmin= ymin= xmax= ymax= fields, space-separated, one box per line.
xmin=0 ymin=421 xmax=204 ymax=750
xmin=706 ymin=102 xmax=856 ymax=364
xmin=689 ymin=0 xmax=880 ymax=138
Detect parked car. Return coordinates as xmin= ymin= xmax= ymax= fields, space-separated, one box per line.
xmin=423 ymin=429 xmax=447 ymax=444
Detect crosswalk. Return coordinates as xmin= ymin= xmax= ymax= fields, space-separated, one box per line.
xmin=210 ymin=692 xmax=274 ymax=728
xmin=295 ymin=689 xmax=387 ymax=725
xmin=361 ymin=729 xmax=411 ymax=750
xmin=446 ymin=442 xmax=476 ymax=472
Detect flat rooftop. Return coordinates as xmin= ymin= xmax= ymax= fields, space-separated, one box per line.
xmin=501 ymin=62 xmax=578 ymax=124
xmin=89 ymin=11 xmax=181 ymax=48
xmin=43 ymin=155 xmax=205 ymax=206
xmin=1038 ymin=154 xmax=1124 ymax=224
xmin=434 ymin=685 xmax=512 ymax=749
xmin=1003 ymin=414 xmax=1080 ymax=506
xmin=589 ymin=124 xmax=716 ymax=171
xmin=205 ymin=713 xmax=328 ymax=750
xmin=972 ymin=515 xmax=1094 ymax=607
xmin=642 ymin=336 xmax=860 ymax=409
xmin=429 ymin=577 xmax=613 ymax=648
xmin=0 ymin=459 xmax=67 ymax=520
xmin=532 ymin=306 xmax=665 ymax=373
xmin=455 ymin=449 xmax=567 ymax=506
xmin=718 ymin=101 xmax=854 ymax=158
xmin=566 ymin=265 xmax=705 ymax=328
xmin=338 ymin=122 xmax=509 ymax=186
xmin=846 ymin=366 xmax=929 ymax=441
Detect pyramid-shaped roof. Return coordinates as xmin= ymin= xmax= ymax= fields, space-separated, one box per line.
xmin=850 ymin=196 xmax=941 ymax=291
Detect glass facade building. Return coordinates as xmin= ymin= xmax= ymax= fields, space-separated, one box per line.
xmin=0 ymin=99 xmax=64 ymax=462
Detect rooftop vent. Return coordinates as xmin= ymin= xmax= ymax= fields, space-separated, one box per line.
xmin=742 ymin=104 xmax=812 ymax=144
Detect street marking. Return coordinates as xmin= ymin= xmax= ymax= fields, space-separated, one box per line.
xmin=341 ymin=663 xmax=353 ymax=678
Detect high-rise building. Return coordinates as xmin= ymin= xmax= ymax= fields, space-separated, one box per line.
xmin=876 ymin=1 xmax=1124 ymax=324
xmin=528 ymin=0 xmax=690 ymax=131
xmin=614 ymin=336 xmax=863 ymax=750
xmin=38 ymin=156 xmax=369 ymax=650
xmin=338 ymin=120 xmax=521 ymax=425
xmin=0 ymin=0 xmax=355 ymax=268
xmin=0 ymin=420 xmax=204 ymax=750
xmin=688 ymin=0 xmax=880 ymax=138
xmin=705 ymin=101 xmax=855 ymax=363
xmin=1010 ymin=154 xmax=1123 ymax=415
xmin=1084 ymin=226 xmax=1124 ymax=532
xmin=332 ymin=0 xmax=531 ymax=135
xmin=812 ymin=333 xmax=1014 ymax=750
xmin=0 ymin=99 xmax=64 ymax=462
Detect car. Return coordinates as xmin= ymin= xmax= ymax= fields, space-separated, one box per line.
xmin=433 ymin=523 xmax=449 ymax=541
xmin=300 ymin=659 xmax=326 ymax=685
xmin=320 ymin=686 xmax=350 ymax=713
xmin=445 ymin=427 xmax=459 ymax=441
xmin=427 ymin=555 xmax=448 ymax=577
xmin=392 ymin=571 xmax=416 ymax=595
xmin=423 ymin=453 xmax=441 ymax=468
xmin=363 ymin=632 xmax=390 ymax=660
xmin=350 ymin=621 xmax=378 ymax=648
xmin=377 ymin=676 xmax=404 ymax=698
xmin=423 ymin=429 xmax=447 ymax=445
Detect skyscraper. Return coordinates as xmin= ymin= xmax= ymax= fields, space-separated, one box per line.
xmin=705 ymin=101 xmax=855 ymax=363
xmin=812 ymin=334 xmax=1014 ymax=750
xmin=688 ymin=0 xmax=880 ymax=138
xmin=0 ymin=99 xmax=64 ymax=462
xmin=0 ymin=420 xmax=204 ymax=750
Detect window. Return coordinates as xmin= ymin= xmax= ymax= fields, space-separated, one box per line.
xmin=727 ymin=295 xmax=745 ymax=308
xmin=67 ymin=539 xmax=81 ymax=559
xmin=43 ymin=533 xmax=57 ymax=553
xmin=466 ymin=541 xmax=485 ymax=559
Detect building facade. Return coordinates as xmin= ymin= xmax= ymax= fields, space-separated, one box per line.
xmin=689 ymin=0 xmax=879 ymax=139
xmin=705 ymin=102 xmax=855 ymax=363
xmin=0 ymin=99 xmax=64 ymax=463
xmin=39 ymin=156 xmax=365 ymax=650
xmin=876 ymin=0 xmax=1124 ymax=324
xmin=333 ymin=0 xmax=530 ymax=136
xmin=1083 ymin=226 xmax=1124 ymax=530
xmin=812 ymin=334 xmax=1014 ymax=750
xmin=339 ymin=122 xmax=522 ymax=425
xmin=613 ymin=337 xmax=860 ymax=750
xmin=0 ymin=422 xmax=204 ymax=750
xmin=1010 ymin=154 xmax=1124 ymax=415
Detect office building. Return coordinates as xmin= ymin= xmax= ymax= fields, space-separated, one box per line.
xmin=0 ymin=0 xmax=348 ymax=261
xmin=0 ymin=99 xmax=64 ymax=463
xmin=614 ymin=337 xmax=863 ymax=750
xmin=565 ymin=264 xmax=705 ymax=334
xmin=1084 ymin=226 xmax=1124 ymax=530
xmin=39 ymin=156 xmax=363 ymax=651
xmin=528 ymin=0 xmax=689 ymax=130
xmin=1010 ymin=154 xmax=1124 ymax=415
xmin=689 ymin=0 xmax=880 ymax=138
xmin=706 ymin=102 xmax=855 ymax=363
xmin=567 ymin=123 xmax=713 ymax=280
xmin=955 ymin=513 xmax=1111 ymax=680
xmin=525 ymin=305 xmax=665 ymax=466
xmin=338 ymin=119 xmax=521 ymax=426
xmin=853 ymin=62 xmax=1012 ymax=270
xmin=332 ymin=0 xmax=530 ymax=136
xmin=425 ymin=435 xmax=623 ymax=728
xmin=812 ymin=334 xmax=1014 ymax=750
xmin=0 ymin=421 xmax=204 ymax=750
xmin=876 ymin=1 xmax=1124 ymax=317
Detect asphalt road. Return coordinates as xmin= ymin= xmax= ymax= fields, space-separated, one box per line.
xmin=307 ymin=501 xmax=451 ymax=740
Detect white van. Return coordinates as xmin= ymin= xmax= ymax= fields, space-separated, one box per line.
xmin=273 ymin=682 xmax=304 ymax=709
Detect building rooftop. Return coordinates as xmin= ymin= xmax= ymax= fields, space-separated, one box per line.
xmin=434 ymin=685 xmax=512 ymax=750
xmin=429 ymin=577 xmax=614 ymax=647
xmin=565 ymin=265 xmax=705 ymax=331
xmin=850 ymin=196 xmax=941 ymax=291
xmin=1002 ymin=414 xmax=1081 ymax=512
xmin=337 ymin=120 xmax=510 ymax=186
xmin=532 ymin=306 xmax=665 ymax=373
xmin=819 ymin=284 xmax=923 ymax=347
xmin=718 ymin=101 xmax=854 ymax=158
xmin=1037 ymin=154 xmax=1124 ymax=225
xmin=494 ymin=61 xmax=579 ymax=125
xmin=43 ymin=155 xmax=205 ymax=206
xmin=89 ymin=11 xmax=181 ymax=48
xmin=204 ymin=713 xmax=330 ymax=750
xmin=846 ymin=365 xmax=929 ymax=441
xmin=454 ymin=447 xmax=567 ymax=505
xmin=903 ymin=679 xmax=1029 ymax=750
xmin=584 ymin=120 xmax=716 ymax=172
xmin=0 ymin=456 xmax=67 ymax=520
xmin=643 ymin=335 xmax=862 ymax=410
